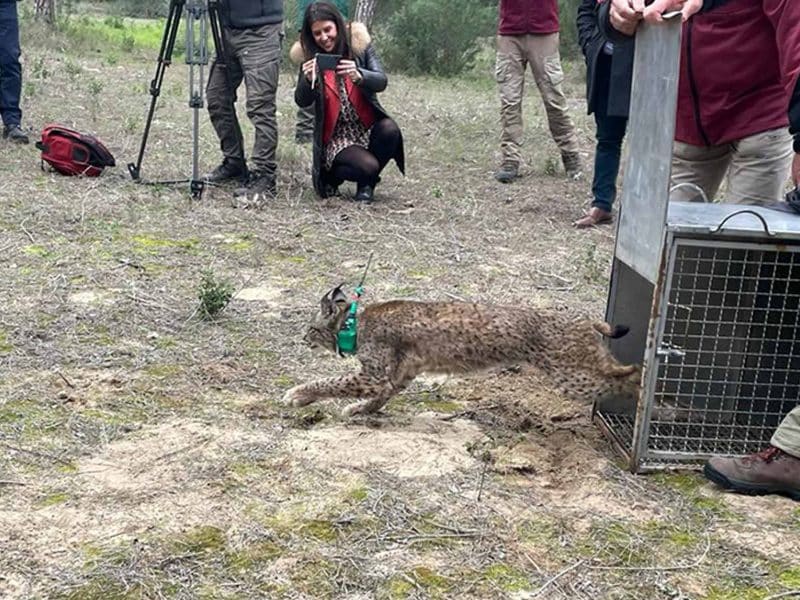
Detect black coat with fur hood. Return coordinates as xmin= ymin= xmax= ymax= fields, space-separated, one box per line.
xmin=292 ymin=23 xmax=405 ymax=198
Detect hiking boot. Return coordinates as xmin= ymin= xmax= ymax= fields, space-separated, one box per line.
xmin=3 ymin=124 xmax=29 ymax=144
xmin=232 ymin=171 xmax=276 ymax=208
xmin=703 ymin=446 xmax=800 ymax=501
xmin=204 ymin=158 xmax=247 ymax=183
xmin=494 ymin=162 xmax=519 ymax=183
xmin=354 ymin=184 xmax=374 ymax=203
xmin=562 ymin=152 xmax=583 ymax=180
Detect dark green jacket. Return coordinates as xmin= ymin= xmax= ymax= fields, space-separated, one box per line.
xmin=219 ymin=0 xmax=282 ymax=29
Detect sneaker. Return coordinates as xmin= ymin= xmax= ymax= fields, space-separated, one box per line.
xmin=494 ymin=162 xmax=519 ymax=183
xmin=204 ymin=157 xmax=247 ymax=183
xmin=232 ymin=171 xmax=276 ymax=208
xmin=354 ymin=184 xmax=374 ymax=203
xmin=562 ymin=152 xmax=583 ymax=180
xmin=3 ymin=124 xmax=29 ymax=144
xmin=703 ymin=446 xmax=800 ymax=500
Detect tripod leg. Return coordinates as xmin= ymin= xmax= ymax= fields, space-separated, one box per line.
xmin=128 ymin=0 xmax=186 ymax=181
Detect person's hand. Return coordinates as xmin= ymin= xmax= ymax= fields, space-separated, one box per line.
xmin=302 ymin=58 xmax=316 ymax=83
xmin=792 ymin=152 xmax=800 ymax=187
xmin=336 ymin=59 xmax=362 ymax=84
xmin=639 ymin=0 xmax=703 ymax=23
xmin=609 ymin=0 xmax=643 ymax=36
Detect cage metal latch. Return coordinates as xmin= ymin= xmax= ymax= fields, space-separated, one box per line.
xmin=656 ymin=346 xmax=686 ymax=363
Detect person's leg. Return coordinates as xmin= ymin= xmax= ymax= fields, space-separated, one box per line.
xmin=331 ymin=145 xmax=380 ymax=202
xmin=703 ymin=406 xmax=800 ymax=500
xmin=237 ymin=22 xmax=282 ymax=186
xmin=0 ymin=2 xmax=26 ymax=143
xmin=670 ymin=141 xmax=731 ymax=202
xmin=367 ymin=118 xmax=401 ymax=174
xmin=526 ymin=32 xmax=582 ymax=177
xmin=495 ymin=34 xmax=526 ymax=181
xmin=772 ymin=406 xmax=800 ymax=458
xmin=205 ymin=29 xmax=247 ymax=178
xmin=725 ymin=128 xmax=793 ymax=206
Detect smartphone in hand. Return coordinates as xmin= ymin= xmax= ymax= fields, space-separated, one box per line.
xmin=316 ymin=53 xmax=342 ymax=71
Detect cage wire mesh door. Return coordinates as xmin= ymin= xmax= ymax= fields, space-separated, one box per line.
xmin=598 ymin=205 xmax=800 ymax=472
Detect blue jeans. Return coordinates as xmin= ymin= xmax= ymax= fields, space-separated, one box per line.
xmin=0 ymin=1 xmax=22 ymax=128
xmin=591 ymin=54 xmax=627 ymax=213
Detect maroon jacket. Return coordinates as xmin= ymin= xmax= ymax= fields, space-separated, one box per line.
xmin=601 ymin=0 xmax=800 ymax=146
xmin=676 ymin=0 xmax=800 ymax=146
xmin=498 ymin=0 xmax=559 ymax=36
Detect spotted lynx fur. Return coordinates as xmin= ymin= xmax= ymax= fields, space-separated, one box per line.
xmin=283 ymin=286 xmax=640 ymax=417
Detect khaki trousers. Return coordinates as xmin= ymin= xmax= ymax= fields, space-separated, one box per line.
xmin=495 ymin=33 xmax=580 ymax=167
xmin=773 ymin=406 xmax=800 ymax=458
xmin=670 ymin=128 xmax=793 ymax=205
xmin=207 ymin=22 xmax=282 ymax=176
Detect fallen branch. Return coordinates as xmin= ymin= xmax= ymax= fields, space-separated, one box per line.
xmin=532 ymin=559 xmax=584 ymax=597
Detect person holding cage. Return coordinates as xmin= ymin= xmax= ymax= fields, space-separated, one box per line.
xmin=292 ymin=1 xmax=404 ymax=203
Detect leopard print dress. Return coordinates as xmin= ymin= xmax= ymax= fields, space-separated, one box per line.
xmin=323 ymin=76 xmax=372 ymax=170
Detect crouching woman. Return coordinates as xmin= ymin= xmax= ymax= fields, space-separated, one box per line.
xmin=293 ymin=1 xmax=404 ymax=202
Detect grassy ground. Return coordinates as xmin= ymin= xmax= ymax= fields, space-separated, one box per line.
xmin=1 ymin=14 xmax=799 ymax=600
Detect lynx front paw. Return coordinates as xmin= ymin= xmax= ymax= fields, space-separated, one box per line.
xmin=282 ymin=385 xmax=314 ymax=408
xmin=342 ymin=401 xmax=367 ymax=418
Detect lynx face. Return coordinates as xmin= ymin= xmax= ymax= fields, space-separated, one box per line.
xmin=303 ymin=285 xmax=349 ymax=353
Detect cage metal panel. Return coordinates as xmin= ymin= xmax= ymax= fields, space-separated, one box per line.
xmin=599 ymin=218 xmax=800 ymax=472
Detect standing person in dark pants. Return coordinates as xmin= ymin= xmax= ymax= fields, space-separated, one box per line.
xmin=204 ymin=0 xmax=283 ymax=206
xmin=0 ymin=0 xmax=28 ymax=144
xmin=573 ymin=0 xmax=633 ymax=228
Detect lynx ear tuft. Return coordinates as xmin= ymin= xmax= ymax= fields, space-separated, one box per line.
xmin=321 ymin=283 xmax=349 ymax=315
xmin=330 ymin=284 xmax=349 ymax=306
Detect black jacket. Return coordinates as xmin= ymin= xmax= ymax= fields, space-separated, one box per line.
xmin=294 ymin=24 xmax=405 ymax=198
xmin=218 ymin=0 xmax=282 ymax=29
xmin=577 ymin=0 xmax=633 ymax=117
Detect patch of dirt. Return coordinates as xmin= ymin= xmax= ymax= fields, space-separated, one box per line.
xmin=286 ymin=413 xmax=486 ymax=478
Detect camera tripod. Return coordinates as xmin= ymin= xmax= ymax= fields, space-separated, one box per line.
xmin=127 ymin=0 xmax=242 ymax=199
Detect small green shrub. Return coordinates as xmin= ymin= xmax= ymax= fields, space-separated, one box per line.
xmin=198 ymin=270 xmax=234 ymax=319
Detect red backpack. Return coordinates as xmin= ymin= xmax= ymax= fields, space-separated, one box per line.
xmin=35 ymin=124 xmax=116 ymax=177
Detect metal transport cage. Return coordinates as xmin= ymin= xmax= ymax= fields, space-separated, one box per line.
xmin=597 ymin=204 xmax=800 ymax=472
xmin=588 ymin=21 xmax=800 ymax=472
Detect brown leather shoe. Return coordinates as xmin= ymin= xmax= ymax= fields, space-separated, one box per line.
xmin=574 ymin=207 xmax=613 ymax=228
xmin=703 ymin=446 xmax=800 ymax=500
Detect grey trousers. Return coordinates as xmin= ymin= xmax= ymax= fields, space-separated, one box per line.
xmin=207 ymin=22 xmax=282 ymax=176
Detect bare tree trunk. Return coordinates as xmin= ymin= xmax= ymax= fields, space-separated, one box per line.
xmin=34 ymin=0 xmax=57 ymax=24
xmin=354 ymin=0 xmax=377 ymax=27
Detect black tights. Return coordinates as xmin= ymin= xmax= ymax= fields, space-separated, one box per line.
xmin=328 ymin=118 xmax=401 ymax=188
